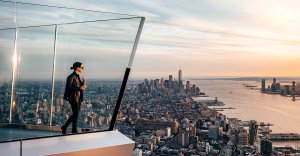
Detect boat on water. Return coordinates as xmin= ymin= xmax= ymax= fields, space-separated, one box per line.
xmin=265 ymin=133 xmax=300 ymax=140
xmin=245 ymin=85 xmax=257 ymax=87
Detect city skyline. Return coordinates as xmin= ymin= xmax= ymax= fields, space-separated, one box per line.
xmin=1 ymin=67 xmax=300 ymax=155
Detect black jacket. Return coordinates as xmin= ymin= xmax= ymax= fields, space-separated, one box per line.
xmin=63 ymin=72 xmax=83 ymax=102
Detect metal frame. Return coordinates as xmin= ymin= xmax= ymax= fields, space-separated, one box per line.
xmin=109 ymin=17 xmax=145 ymax=130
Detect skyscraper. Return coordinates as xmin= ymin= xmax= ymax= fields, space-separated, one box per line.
xmin=273 ymin=78 xmax=276 ymax=87
xmin=292 ymin=81 xmax=296 ymax=91
xmin=160 ymin=78 xmax=164 ymax=88
xmin=261 ymin=79 xmax=265 ymax=92
xmin=284 ymin=85 xmax=290 ymax=95
xmin=178 ymin=131 xmax=189 ymax=147
xmin=186 ymin=81 xmax=191 ymax=91
xmin=168 ymin=75 xmax=173 ymax=88
xmin=261 ymin=139 xmax=272 ymax=156
xmin=151 ymin=79 xmax=154 ymax=89
xmin=178 ymin=68 xmax=182 ymax=87
xmin=209 ymin=126 xmax=220 ymax=140
xmin=248 ymin=120 xmax=258 ymax=145
xmin=156 ymin=79 xmax=160 ymax=89
xmin=275 ymin=83 xmax=280 ymax=90
xmin=271 ymin=84 xmax=275 ymax=92
xmin=145 ymin=79 xmax=148 ymax=88
xmin=192 ymin=85 xmax=196 ymax=95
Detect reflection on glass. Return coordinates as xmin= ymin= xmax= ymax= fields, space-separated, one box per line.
xmin=0 ymin=1 xmax=15 ymax=29
xmin=15 ymin=26 xmax=55 ymax=130
xmin=0 ymin=28 xmax=21 ymax=142
xmin=0 ymin=29 xmax=15 ymax=123
xmin=54 ymin=18 xmax=141 ymax=131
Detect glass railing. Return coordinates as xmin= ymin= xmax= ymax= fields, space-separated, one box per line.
xmin=0 ymin=0 xmax=145 ymax=143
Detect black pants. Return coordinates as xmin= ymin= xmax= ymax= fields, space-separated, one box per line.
xmin=64 ymin=100 xmax=81 ymax=130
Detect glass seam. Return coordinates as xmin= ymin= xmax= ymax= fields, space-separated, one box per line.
xmin=0 ymin=17 xmax=145 ymax=30
xmin=50 ymin=24 xmax=58 ymax=127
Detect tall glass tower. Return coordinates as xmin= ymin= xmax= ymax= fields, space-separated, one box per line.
xmin=178 ymin=67 xmax=182 ymax=87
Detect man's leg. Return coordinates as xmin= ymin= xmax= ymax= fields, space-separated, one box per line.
xmin=63 ymin=100 xmax=79 ymax=131
xmin=72 ymin=101 xmax=81 ymax=132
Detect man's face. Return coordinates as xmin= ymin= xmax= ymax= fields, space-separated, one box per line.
xmin=78 ymin=64 xmax=83 ymax=73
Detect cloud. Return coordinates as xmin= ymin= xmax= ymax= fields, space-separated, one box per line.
xmin=3 ymin=0 xmax=300 ymax=77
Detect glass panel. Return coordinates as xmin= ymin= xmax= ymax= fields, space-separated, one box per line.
xmin=0 ymin=28 xmax=20 ymax=143
xmin=15 ymin=25 xmax=61 ymax=139
xmin=16 ymin=2 xmax=135 ymax=28
xmin=53 ymin=18 xmax=141 ymax=133
xmin=0 ymin=1 xmax=15 ymax=29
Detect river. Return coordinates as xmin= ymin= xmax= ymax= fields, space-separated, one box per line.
xmin=190 ymin=79 xmax=300 ymax=148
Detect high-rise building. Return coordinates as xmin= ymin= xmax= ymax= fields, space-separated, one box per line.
xmin=262 ymin=79 xmax=265 ymax=92
xmin=174 ymin=81 xmax=178 ymax=89
xmin=261 ymin=139 xmax=272 ymax=156
xmin=164 ymin=80 xmax=168 ymax=88
xmin=192 ymin=85 xmax=196 ymax=94
xmin=178 ymin=68 xmax=182 ymax=87
xmin=168 ymin=75 xmax=173 ymax=88
xmin=271 ymin=84 xmax=275 ymax=92
xmin=151 ymin=79 xmax=154 ymax=89
xmin=160 ymin=78 xmax=164 ymax=88
xmin=196 ymin=87 xmax=200 ymax=95
xmin=248 ymin=120 xmax=258 ymax=145
xmin=273 ymin=78 xmax=276 ymax=86
xmin=178 ymin=131 xmax=189 ymax=147
xmin=179 ymin=84 xmax=185 ymax=94
xmin=147 ymin=141 xmax=153 ymax=152
xmin=148 ymin=85 xmax=152 ymax=92
xmin=107 ymin=96 xmax=113 ymax=103
xmin=166 ymin=127 xmax=171 ymax=137
xmin=138 ymin=84 xmax=143 ymax=92
xmin=145 ymin=79 xmax=148 ymax=88
xmin=238 ymin=131 xmax=248 ymax=145
xmin=156 ymin=79 xmax=160 ymax=89
xmin=186 ymin=81 xmax=191 ymax=91
xmin=141 ymin=83 xmax=144 ymax=90
xmin=190 ymin=136 xmax=198 ymax=145
xmin=209 ymin=126 xmax=220 ymax=140
xmin=292 ymin=81 xmax=296 ymax=91
xmin=284 ymin=85 xmax=290 ymax=95
xmin=275 ymin=83 xmax=280 ymax=90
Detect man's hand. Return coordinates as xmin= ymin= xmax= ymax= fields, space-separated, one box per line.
xmin=82 ymin=77 xmax=86 ymax=83
xmin=80 ymin=86 xmax=86 ymax=90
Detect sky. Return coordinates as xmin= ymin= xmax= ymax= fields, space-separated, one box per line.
xmin=2 ymin=0 xmax=300 ymax=79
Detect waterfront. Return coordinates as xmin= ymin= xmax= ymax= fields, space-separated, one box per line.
xmin=191 ymin=79 xmax=300 ymax=148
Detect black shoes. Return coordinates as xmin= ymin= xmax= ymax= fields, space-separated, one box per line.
xmin=71 ymin=129 xmax=78 ymax=133
xmin=61 ymin=125 xmax=67 ymax=134
xmin=61 ymin=126 xmax=78 ymax=134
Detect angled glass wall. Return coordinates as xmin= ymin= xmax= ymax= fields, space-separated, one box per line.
xmin=53 ymin=18 xmax=142 ymax=132
xmin=0 ymin=0 xmax=145 ymax=143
